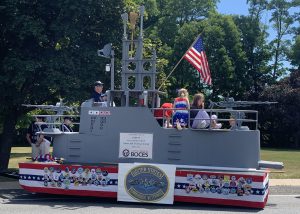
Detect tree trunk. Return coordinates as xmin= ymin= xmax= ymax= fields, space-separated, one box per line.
xmin=0 ymin=112 xmax=18 ymax=173
xmin=273 ymin=45 xmax=280 ymax=79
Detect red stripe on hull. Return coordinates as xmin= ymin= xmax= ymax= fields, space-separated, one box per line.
xmin=174 ymin=194 xmax=268 ymax=209
xmin=19 ymin=162 xmax=118 ymax=173
xmin=20 ymin=185 xmax=117 ymax=198
xmin=20 ymin=185 xmax=268 ymax=209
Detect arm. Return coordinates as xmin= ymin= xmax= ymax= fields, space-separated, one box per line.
xmin=26 ymin=124 xmax=33 ymax=145
xmin=36 ymin=134 xmax=44 ymax=147
xmin=26 ymin=133 xmax=32 ymax=145
xmin=186 ymin=98 xmax=190 ymax=109
xmin=173 ymin=99 xmax=176 ymax=109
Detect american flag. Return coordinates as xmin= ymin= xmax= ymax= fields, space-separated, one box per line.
xmin=184 ymin=36 xmax=212 ymax=85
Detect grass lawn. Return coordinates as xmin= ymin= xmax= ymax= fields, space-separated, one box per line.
xmin=7 ymin=147 xmax=300 ymax=179
xmin=261 ymin=148 xmax=300 ymax=179
xmin=8 ymin=147 xmax=52 ymax=171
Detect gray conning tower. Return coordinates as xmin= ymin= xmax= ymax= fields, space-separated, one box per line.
xmin=108 ymin=6 xmax=161 ymax=108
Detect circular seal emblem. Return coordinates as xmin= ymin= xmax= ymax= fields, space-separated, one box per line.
xmin=55 ymin=167 xmax=61 ymax=173
xmin=122 ymin=149 xmax=130 ymax=157
xmin=49 ymin=167 xmax=54 ymax=173
xmin=43 ymin=167 xmax=48 ymax=173
xmin=77 ymin=167 xmax=83 ymax=174
xmin=71 ymin=168 xmax=77 ymax=174
xmin=125 ymin=165 xmax=169 ymax=202
xmin=102 ymin=170 xmax=108 ymax=176
xmin=96 ymin=168 xmax=102 ymax=175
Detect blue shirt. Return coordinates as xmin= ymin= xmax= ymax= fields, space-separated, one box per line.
xmin=91 ymin=91 xmax=103 ymax=102
xmin=60 ymin=124 xmax=73 ymax=132
xmin=27 ymin=122 xmax=48 ymax=144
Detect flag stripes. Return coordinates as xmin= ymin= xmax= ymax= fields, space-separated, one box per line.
xmin=184 ymin=37 xmax=212 ymax=85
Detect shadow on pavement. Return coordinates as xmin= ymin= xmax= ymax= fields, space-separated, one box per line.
xmin=0 ymin=189 xmax=262 ymax=213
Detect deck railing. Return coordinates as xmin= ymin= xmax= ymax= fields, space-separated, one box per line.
xmin=32 ymin=107 xmax=258 ymax=132
xmin=32 ymin=114 xmax=80 ymax=132
xmin=152 ymin=108 xmax=258 ymax=130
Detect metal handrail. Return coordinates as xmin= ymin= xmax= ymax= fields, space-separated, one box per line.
xmin=33 ymin=108 xmax=258 ymax=131
xmin=32 ymin=114 xmax=80 ymax=132
xmin=152 ymin=108 xmax=258 ymax=130
xmin=32 ymin=115 xmax=80 ymax=117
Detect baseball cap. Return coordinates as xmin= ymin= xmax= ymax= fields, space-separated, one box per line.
xmin=211 ymin=114 xmax=218 ymax=120
xmin=94 ymin=81 xmax=104 ymax=86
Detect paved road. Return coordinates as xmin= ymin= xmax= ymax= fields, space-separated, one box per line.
xmin=0 ymin=187 xmax=299 ymax=214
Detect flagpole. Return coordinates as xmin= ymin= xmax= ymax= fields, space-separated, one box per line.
xmin=157 ymin=32 xmax=203 ymax=91
xmin=157 ymin=55 xmax=185 ymax=91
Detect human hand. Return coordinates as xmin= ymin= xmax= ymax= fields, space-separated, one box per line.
xmin=211 ymin=120 xmax=217 ymax=128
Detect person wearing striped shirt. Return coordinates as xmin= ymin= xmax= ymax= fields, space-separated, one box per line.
xmin=61 ymin=117 xmax=73 ymax=132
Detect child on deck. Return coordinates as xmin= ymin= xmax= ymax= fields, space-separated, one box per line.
xmin=173 ymin=88 xmax=190 ymax=128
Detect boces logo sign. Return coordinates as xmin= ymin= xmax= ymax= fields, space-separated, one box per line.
xmin=122 ymin=149 xmax=148 ymax=158
xmin=125 ymin=165 xmax=169 ymax=202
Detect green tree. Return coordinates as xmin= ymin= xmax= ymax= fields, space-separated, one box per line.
xmin=142 ymin=0 xmax=218 ymax=46
xmin=155 ymin=0 xmax=218 ymax=96
xmin=158 ymin=13 xmax=250 ymax=99
xmin=204 ymin=14 xmax=248 ymax=99
xmin=0 ymin=0 xmax=123 ymax=172
xmin=268 ymin=0 xmax=295 ymax=79
xmin=290 ymin=35 xmax=300 ymax=69
xmin=234 ymin=0 xmax=272 ymax=98
xmin=259 ymin=70 xmax=300 ymax=148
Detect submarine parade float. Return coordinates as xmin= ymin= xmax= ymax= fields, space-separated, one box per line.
xmin=19 ymin=6 xmax=283 ymax=208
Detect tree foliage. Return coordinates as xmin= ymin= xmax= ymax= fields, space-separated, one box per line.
xmin=289 ymin=34 xmax=300 ymax=70
xmin=0 ymin=0 xmax=124 ymax=172
xmin=268 ymin=0 xmax=296 ymax=78
xmin=259 ymin=70 xmax=300 ymax=148
xmin=235 ymin=1 xmax=272 ymax=98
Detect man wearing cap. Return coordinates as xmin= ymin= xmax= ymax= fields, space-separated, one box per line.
xmin=92 ymin=81 xmax=104 ymax=102
xmin=26 ymin=117 xmax=50 ymax=159
xmin=61 ymin=117 xmax=73 ymax=132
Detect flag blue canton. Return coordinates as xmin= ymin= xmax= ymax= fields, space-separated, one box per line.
xmin=193 ymin=38 xmax=205 ymax=52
